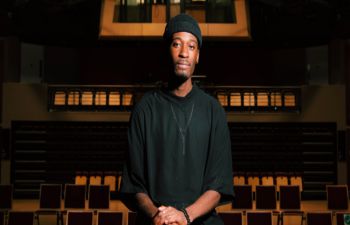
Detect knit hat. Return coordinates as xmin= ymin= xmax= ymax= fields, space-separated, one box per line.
xmin=163 ymin=13 xmax=202 ymax=48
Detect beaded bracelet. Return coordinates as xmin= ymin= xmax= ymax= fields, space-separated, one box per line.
xmin=180 ymin=208 xmax=191 ymax=225
xmin=151 ymin=210 xmax=160 ymax=220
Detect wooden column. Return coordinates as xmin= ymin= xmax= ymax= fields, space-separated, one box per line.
xmin=346 ymin=40 xmax=350 ymax=185
xmin=0 ymin=39 xmax=3 ymax=123
xmin=0 ymin=39 xmax=3 ymax=181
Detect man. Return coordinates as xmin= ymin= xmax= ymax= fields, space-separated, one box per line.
xmin=120 ymin=13 xmax=233 ymax=225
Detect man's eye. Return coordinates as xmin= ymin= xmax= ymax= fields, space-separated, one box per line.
xmin=189 ymin=45 xmax=196 ymax=50
xmin=172 ymin=42 xmax=181 ymax=47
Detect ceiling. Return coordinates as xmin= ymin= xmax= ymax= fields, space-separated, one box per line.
xmin=1 ymin=0 xmax=350 ymax=47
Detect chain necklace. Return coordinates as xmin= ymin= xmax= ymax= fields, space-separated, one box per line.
xmin=170 ymin=103 xmax=195 ymax=155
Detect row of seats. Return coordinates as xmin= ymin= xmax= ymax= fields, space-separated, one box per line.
xmin=0 ymin=184 xmax=115 ymax=225
xmin=0 ymin=184 xmax=348 ymax=225
xmin=232 ymin=184 xmax=349 ymax=210
xmin=76 ymin=172 xmax=301 ymax=192
xmin=0 ymin=210 xmax=123 ymax=225
xmin=75 ymin=171 xmax=300 ymax=193
xmin=2 ymin=207 xmax=347 ymax=225
xmin=229 ymin=184 xmax=349 ymax=225
xmin=218 ymin=210 xmax=349 ymax=225
xmin=233 ymin=172 xmax=303 ymax=191
xmin=0 ymin=184 xmax=113 ymax=210
xmin=74 ymin=172 xmax=122 ymax=192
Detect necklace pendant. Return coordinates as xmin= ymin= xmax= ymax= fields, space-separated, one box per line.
xmin=170 ymin=103 xmax=195 ymax=155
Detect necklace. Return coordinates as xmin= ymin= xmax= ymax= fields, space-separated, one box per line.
xmin=170 ymin=103 xmax=195 ymax=155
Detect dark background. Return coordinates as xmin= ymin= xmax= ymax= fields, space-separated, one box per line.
xmin=1 ymin=0 xmax=350 ymax=85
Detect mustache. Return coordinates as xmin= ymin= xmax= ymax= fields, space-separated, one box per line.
xmin=176 ymin=60 xmax=191 ymax=66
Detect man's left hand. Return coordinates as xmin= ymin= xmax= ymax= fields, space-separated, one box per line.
xmin=158 ymin=206 xmax=188 ymax=225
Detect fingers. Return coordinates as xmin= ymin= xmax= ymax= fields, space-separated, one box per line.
xmin=158 ymin=205 xmax=167 ymax=211
xmin=156 ymin=206 xmax=186 ymax=225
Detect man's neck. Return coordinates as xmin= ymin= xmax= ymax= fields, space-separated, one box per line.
xmin=171 ymin=78 xmax=193 ymax=97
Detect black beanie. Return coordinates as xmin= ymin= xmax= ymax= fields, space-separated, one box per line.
xmin=163 ymin=13 xmax=202 ymax=48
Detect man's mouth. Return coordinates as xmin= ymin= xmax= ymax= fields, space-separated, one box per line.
xmin=176 ymin=61 xmax=190 ymax=69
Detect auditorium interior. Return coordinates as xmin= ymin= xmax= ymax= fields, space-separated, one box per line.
xmin=0 ymin=0 xmax=350 ymax=224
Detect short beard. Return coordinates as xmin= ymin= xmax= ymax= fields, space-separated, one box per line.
xmin=168 ymin=71 xmax=190 ymax=90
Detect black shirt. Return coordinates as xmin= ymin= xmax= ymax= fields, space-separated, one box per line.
xmin=121 ymin=85 xmax=233 ymax=225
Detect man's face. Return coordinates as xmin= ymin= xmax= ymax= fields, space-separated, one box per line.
xmin=169 ymin=32 xmax=200 ymax=80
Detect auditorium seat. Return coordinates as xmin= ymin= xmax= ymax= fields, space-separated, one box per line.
xmin=66 ymin=211 xmax=93 ymax=225
xmin=246 ymin=211 xmax=272 ymax=225
xmin=255 ymin=185 xmax=277 ymax=210
xmin=0 ymin=211 xmax=4 ymax=225
xmin=104 ymin=173 xmax=117 ymax=192
xmin=8 ymin=211 xmax=34 ymax=225
xmin=0 ymin=185 xmax=12 ymax=210
xmin=279 ymin=185 xmax=304 ymax=225
xmin=289 ymin=174 xmax=303 ymax=191
xmin=232 ymin=185 xmax=253 ymax=211
xmin=75 ymin=172 xmax=88 ymax=186
xmin=36 ymin=184 xmax=62 ymax=225
xmin=306 ymin=211 xmax=332 ymax=225
xmin=335 ymin=212 xmax=350 ymax=225
xmin=89 ymin=173 xmax=102 ymax=185
xmin=88 ymin=185 xmax=110 ymax=210
xmin=275 ymin=173 xmax=288 ymax=192
xmin=62 ymin=184 xmax=87 ymax=224
xmin=261 ymin=173 xmax=274 ymax=186
xmin=233 ymin=174 xmax=246 ymax=186
xmin=218 ymin=211 xmax=243 ymax=225
xmin=326 ymin=185 xmax=349 ymax=211
xmin=97 ymin=211 xmax=123 ymax=225
xmin=128 ymin=211 xmax=137 ymax=225
xmin=64 ymin=184 xmax=86 ymax=209
xmin=247 ymin=173 xmax=260 ymax=193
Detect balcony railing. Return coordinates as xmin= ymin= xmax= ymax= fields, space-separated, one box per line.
xmin=48 ymin=85 xmax=300 ymax=113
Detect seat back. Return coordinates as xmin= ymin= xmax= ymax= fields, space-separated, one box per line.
xmin=128 ymin=211 xmax=137 ymax=225
xmin=246 ymin=211 xmax=272 ymax=225
xmin=290 ymin=175 xmax=303 ymax=191
xmin=88 ymin=185 xmax=110 ymax=209
xmin=104 ymin=175 xmax=117 ymax=192
xmin=39 ymin=184 xmax=62 ymax=209
xmin=97 ymin=211 xmax=123 ymax=225
xmin=66 ymin=211 xmax=93 ymax=225
xmin=8 ymin=211 xmax=34 ymax=225
xmin=335 ymin=212 xmax=350 ymax=225
xmin=326 ymin=185 xmax=349 ymax=210
xmin=89 ymin=175 xmax=102 ymax=185
xmin=247 ymin=175 xmax=260 ymax=192
xmin=279 ymin=185 xmax=301 ymax=210
xmin=75 ymin=173 xmax=88 ymax=185
xmin=0 ymin=185 xmax=12 ymax=209
xmin=64 ymin=184 xmax=86 ymax=209
xmin=232 ymin=185 xmax=253 ymax=210
xmin=255 ymin=185 xmax=277 ymax=210
xmin=261 ymin=175 xmax=274 ymax=186
xmin=306 ymin=212 xmax=332 ymax=225
xmin=218 ymin=211 xmax=242 ymax=225
xmin=275 ymin=175 xmax=288 ymax=192
xmin=233 ymin=175 xmax=246 ymax=185
xmin=0 ymin=211 xmax=4 ymax=225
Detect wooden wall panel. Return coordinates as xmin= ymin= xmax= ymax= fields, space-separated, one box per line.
xmin=346 ymin=41 xmax=350 ymax=126
xmin=67 ymin=44 xmax=306 ymax=85
xmin=346 ymin=41 xmax=350 ymax=186
xmin=0 ymin=40 xmax=3 ymax=123
xmin=348 ymin=129 xmax=350 ymax=186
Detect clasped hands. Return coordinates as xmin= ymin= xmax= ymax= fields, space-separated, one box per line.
xmin=152 ymin=206 xmax=189 ymax=225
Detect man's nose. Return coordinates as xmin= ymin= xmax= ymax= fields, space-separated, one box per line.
xmin=179 ymin=45 xmax=189 ymax=58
